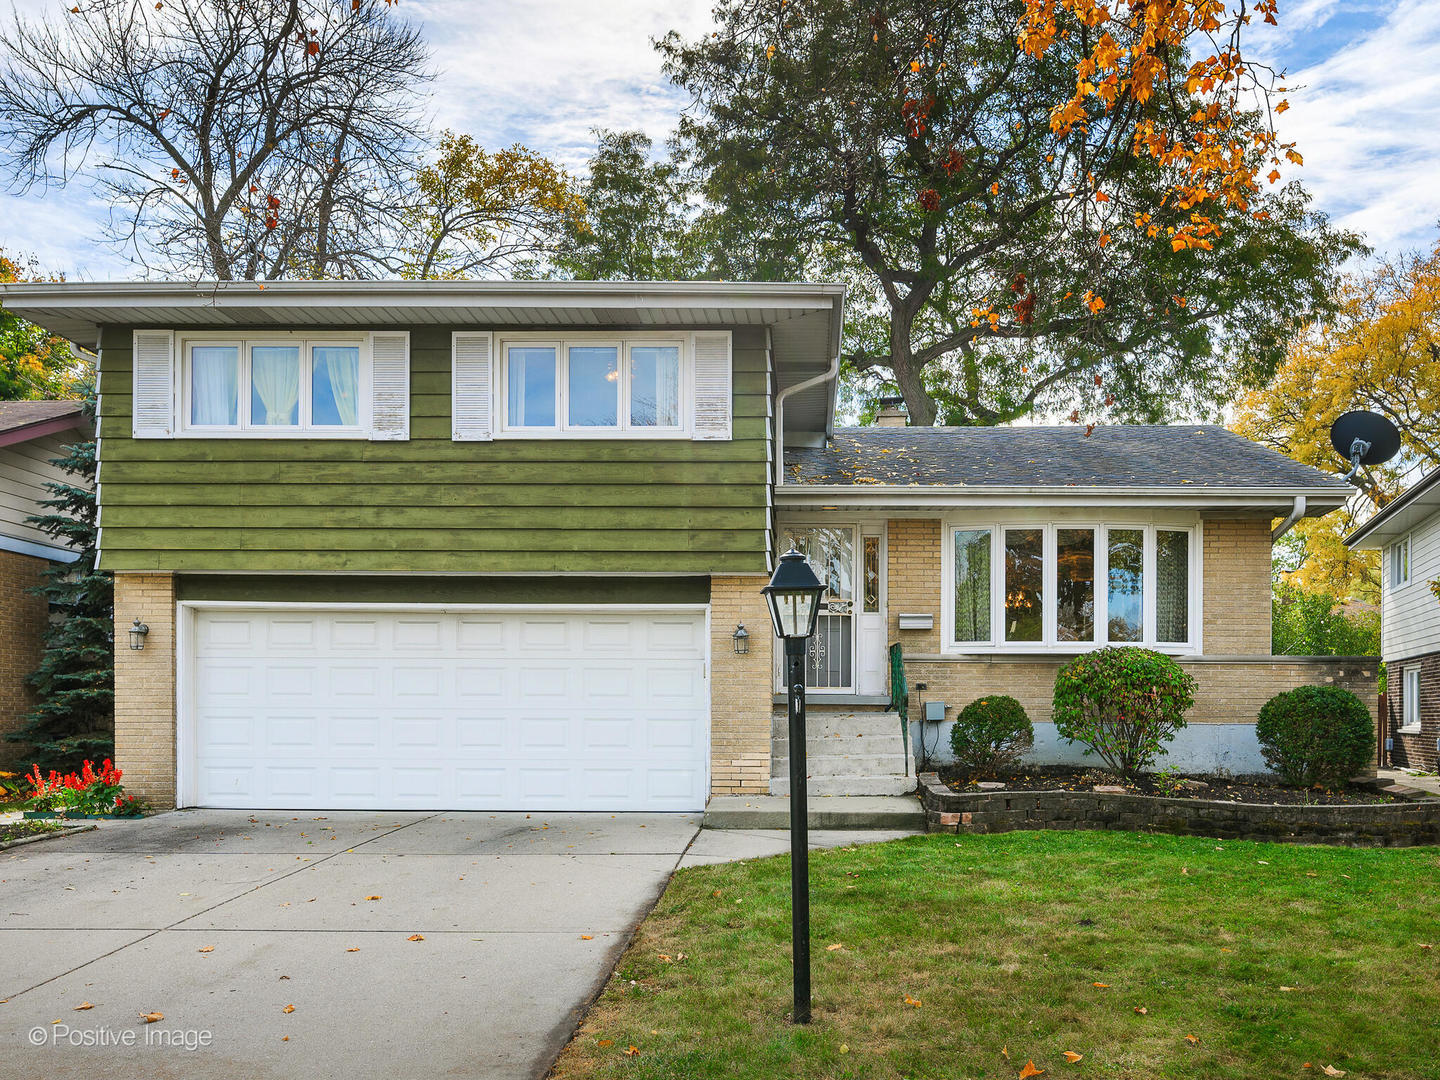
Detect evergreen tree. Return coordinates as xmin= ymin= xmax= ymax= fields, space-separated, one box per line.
xmin=8 ymin=396 xmax=113 ymax=770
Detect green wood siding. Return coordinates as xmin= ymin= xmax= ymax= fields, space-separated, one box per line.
xmin=176 ymin=575 xmax=711 ymax=605
xmin=97 ymin=325 xmax=772 ymax=574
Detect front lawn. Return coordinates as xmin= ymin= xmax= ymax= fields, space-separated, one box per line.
xmin=553 ymin=831 xmax=1440 ymax=1080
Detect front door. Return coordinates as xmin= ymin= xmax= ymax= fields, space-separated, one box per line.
xmin=783 ymin=526 xmax=856 ymax=691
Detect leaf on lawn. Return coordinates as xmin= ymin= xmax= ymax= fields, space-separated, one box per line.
xmin=826 ymin=943 xmax=844 ymax=951
xmin=658 ymin=954 xmax=673 ymax=962
xmin=198 ymin=946 xmax=215 ymax=953
xmin=1134 ymin=1006 xmax=1148 ymax=1014
xmin=903 ymin=994 xmax=922 ymax=1008
xmin=1184 ymin=1034 xmax=1200 ymax=1045
xmin=408 ymin=934 xmax=425 ymax=942
xmin=283 ymin=1004 xmax=295 ymax=1014
xmin=1279 ymin=986 xmax=1298 ymax=992
xmin=365 ymin=895 xmax=382 ymax=901
xmin=141 ymin=1012 xmax=164 ymax=1024
xmin=840 ymin=1043 xmax=850 ymax=1053
xmin=1420 ymin=943 xmax=1433 ymax=951
xmin=597 ymin=1039 xmax=613 ymax=1048
xmin=1063 ymin=1050 xmax=1083 ymax=1062
xmin=1321 ymin=1067 xmax=1346 ymax=1077
xmin=624 ymin=1046 xmax=640 ymax=1057
xmin=1019 ymin=1060 xmax=1045 ymax=1078
xmin=1001 ymin=1044 xmax=1010 ymax=1060
xmin=73 ymin=1002 xmax=94 ymax=1011
xmin=1092 ymin=982 xmax=1110 ymax=988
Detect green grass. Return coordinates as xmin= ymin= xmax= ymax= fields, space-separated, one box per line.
xmin=553 ymin=832 xmax=1440 ymax=1080
xmin=0 ymin=819 xmax=65 ymax=844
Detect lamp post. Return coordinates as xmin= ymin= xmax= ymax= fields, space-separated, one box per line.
xmin=762 ymin=548 xmax=825 ymax=1024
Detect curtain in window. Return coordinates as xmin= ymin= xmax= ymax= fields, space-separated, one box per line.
xmin=953 ymin=529 xmax=991 ymax=642
xmin=1155 ymin=530 xmax=1189 ymax=642
xmin=314 ymin=346 xmax=360 ymax=426
xmin=654 ymin=347 xmax=680 ymax=426
xmin=190 ymin=346 xmax=238 ymax=426
xmin=251 ymin=346 xmax=300 ymax=426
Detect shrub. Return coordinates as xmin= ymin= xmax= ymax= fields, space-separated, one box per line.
xmin=1052 ymin=647 xmax=1197 ymax=782
xmin=1256 ymin=685 xmax=1375 ymax=786
xmin=23 ymin=758 xmax=143 ymax=816
xmin=949 ymin=695 xmax=1033 ymax=776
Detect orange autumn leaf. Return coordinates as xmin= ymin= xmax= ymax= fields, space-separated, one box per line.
xmin=306 ymin=40 xmax=319 ymax=56
xmin=1019 ymin=1061 xmax=1045 ymax=1078
xmin=407 ymin=934 xmax=425 ymax=942
xmin=598 ymin=1039 xmax=614 ymax=1048
xmin=1092 ymin=982 xmax=1110 ymax=988
xmin=1134 ymin=1006 xmax=1148 ymax=1014
xmin=1001 ymin=1044 xmax=1010 ymax=1060
xmin=624 ymin=1046 xmax=640 ymax=1057
xmin=1093 ymin=191 xmax=1110 ymax=203
xmin=826 ymin=943 xmax=844 ymax=951
xmin=1063 ymin=1051 xmax=1083 ymax=1063
xmin=1184 ymin=1034 xmax=1200 ymax=1045
xmin=1098 ymin=232 xmax=1110 ymax=247
xmin=990 ymin=182 xmax=1000 ymax=195
xmin=73 ymin=1002 xmax=94 ymax=1011
xmin=903 ymin=994 xmax=923 ymax=1008
xmin=141 ymin=1012 xmax=164 ymax=1024
xmin=197 ymin=945 xmax=214 ymax=953
xmin=580 ymin=935 xmax=594 ymax=941
xmin=365 ymin=895 xmax=382 ymax=901
xmin=346 ymin=947 xmax=360 ymax=953
xmin=283 ymin=1004 xmax=295 ymax=1014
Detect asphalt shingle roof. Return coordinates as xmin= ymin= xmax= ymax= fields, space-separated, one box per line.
xmin=0 ymin=400 xmax=85 ymax=436
xmin=785 ymin=425 xmax=1351 ymax=490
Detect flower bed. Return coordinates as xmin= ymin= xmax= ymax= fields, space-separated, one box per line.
xmin=21 ymin=760 xmax=146 ymax=818
xmin=939 ymin=765 xmax=1396 ymax=806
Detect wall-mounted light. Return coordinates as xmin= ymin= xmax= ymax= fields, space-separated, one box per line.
xmin=732 ymin=623 xmax=750 ymax=655
xmin=128 ymin=617 xmax=150 ymax=651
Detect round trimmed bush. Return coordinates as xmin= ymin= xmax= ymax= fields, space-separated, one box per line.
xmin=1051 ymin=646 xmax=1197 ymax=782
xmin=1256 ymin=685 xmax=1375 ymax=787
xmin=949 ymin=695 xmax=1033 ymax=777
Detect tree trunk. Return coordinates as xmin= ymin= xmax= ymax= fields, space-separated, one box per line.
xmin=888 ymin=315 xmax=936 ymax=426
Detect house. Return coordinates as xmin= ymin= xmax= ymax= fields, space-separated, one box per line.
xmin=0 ymin=280 xmax=1373 ymax=809
xmin=1346 ymin=466 xmax=1440 ymax=771
xmin=0 ymin=400 xmax=92 ymax=767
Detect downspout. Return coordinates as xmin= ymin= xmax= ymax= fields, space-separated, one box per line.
xmin=1271 ymin=495 xmax=1306 ymax=541
xmin=773 ymin=339 xmax=842 ymax=489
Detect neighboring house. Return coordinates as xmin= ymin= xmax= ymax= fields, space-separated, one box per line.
xmin=0 ymin=400 xmax=91 ymax=767
xmin=0 ymin=281 xmax=1371 ymax=810
xmin=1346 ymin=467 xmax=1440 ymax=771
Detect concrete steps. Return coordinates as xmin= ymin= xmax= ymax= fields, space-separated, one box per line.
xmin=770 ymin=708 xmax=913 ymax=798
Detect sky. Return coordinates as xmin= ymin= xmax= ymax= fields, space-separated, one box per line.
xmin=1 ymin=0 xmax=1437 ymax=279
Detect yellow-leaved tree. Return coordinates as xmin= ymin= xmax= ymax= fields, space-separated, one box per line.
xmin=1234 ymin=239 xmax=1440 ymax=601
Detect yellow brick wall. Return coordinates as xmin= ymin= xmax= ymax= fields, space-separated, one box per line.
xmin=113 ymin=573 xmax=177 ymax=808
xmin=1202 ymin=517 xmax=1273 ymax=653
xmin=0 ymin=549 xmax=49 ymax=770
xmin=887 ymin=518 xmax=942 ymax=653
xmin=709 ymin=575 xmax=774 ymax=795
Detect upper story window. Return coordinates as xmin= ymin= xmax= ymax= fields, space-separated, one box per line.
xmin=944 ymin=520 xmax=1198 ymax=654
xmin=499 ymin=336 xmax=686 ymax=436
xmin=179 ymin=334 xmax=371 ymax=437
xmin=1390 ymin=535 xmax=1411 ymax=588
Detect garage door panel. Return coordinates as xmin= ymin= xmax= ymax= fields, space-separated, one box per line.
xmin=190 ymin=608 xmax=708 ymax=811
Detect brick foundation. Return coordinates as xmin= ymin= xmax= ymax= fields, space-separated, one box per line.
xmin=709 ymin=575 xmax=774 ymax=795
xmin=1386 ymin=652 xmax=1440 ymax=772
xmin=0 ymin=548 xmax=50 ymax=771
xmin=112 ymin=573 xmax=177 ymax=808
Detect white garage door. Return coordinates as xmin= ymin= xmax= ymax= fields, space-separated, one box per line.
xmin=185 ymin=607 xmax=709 ymax=811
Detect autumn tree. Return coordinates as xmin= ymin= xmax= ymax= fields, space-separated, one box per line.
xmin=659 ymin=0 xmax=1359 ymax=425
xmin=0 ymin=250 xmax=84 ymax=399
xmin=0 ymin=0 xmax=429 ymax=280
xmin=1236 ymin=239 xmax=1440 ymax=601
xmin=397 ymin=133 xmax=587 ymax=280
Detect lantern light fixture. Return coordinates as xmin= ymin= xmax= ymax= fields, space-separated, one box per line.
xmin=732 ymin=623 xmax=750 ymax=655
xmin=128 ymin=617 xmax=150 ymax=651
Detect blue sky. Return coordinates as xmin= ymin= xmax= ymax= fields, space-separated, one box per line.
xmin=2 ymin=0 xmax=1437 ymax=279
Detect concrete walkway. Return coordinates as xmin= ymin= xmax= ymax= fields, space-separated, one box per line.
xmin=1379 ymin=767 xmax=1440 ymax=797
xmin=0 ymin=809 xmax=701 ymax=1080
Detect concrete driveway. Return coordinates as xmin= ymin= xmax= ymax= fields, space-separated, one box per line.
xmin=0 ymin=809 xmax=701 ymax=1079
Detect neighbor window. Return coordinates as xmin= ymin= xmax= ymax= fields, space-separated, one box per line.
xmin=1402 ymin=667 xmax=1422 ymax=732
xmin=184 ymin=337 xmax=365 ymax=433
xmin=500 ymin=337 xmax=685 ymax=434
xmin=1391 ymin=536 xmax=1411 ymax=588
xmin=947 ymin=522 xmax=1196 ymax=652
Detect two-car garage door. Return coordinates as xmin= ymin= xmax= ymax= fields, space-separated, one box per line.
xmin=185 ymin=607 xmax=709 ymax=811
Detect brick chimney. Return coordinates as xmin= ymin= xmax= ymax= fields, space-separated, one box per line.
xmin=874 ymin=396 xmax=908 ymax=427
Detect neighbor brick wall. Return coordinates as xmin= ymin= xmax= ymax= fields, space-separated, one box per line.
xmin=113 ymin=572 xmax=177 ymax=807
xmin=1387 ymin=652 xmax=1440 ymax=771
xmin=887 ymin=518 xmax=942 ymax=653
xmin=1202 ymin=517 xmax=1273 ymax=653
xmin=0 ymin=548 xmax=49 ymax=770
xmin=709 ymin=575 xmax=774 ymax=795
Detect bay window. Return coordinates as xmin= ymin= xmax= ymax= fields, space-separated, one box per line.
xmin=182 ymin=336 xmax=366 ymax=434
xmin=946 ymin=521 xmax=1198 ymax=652
xmin=500 ymin=336 xmax=686 ymax=435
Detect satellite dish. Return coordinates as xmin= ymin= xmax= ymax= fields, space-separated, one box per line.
xmin=1329 ymin=410 xmax=1401 ymax=482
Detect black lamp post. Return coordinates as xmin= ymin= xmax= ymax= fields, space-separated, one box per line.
xmin=762 ymin=548 xmax=825 ymax=1024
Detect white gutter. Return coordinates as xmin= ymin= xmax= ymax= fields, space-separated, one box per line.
xmin=774 ymin=346 xmax=842 ymax=488
xmin=1271 ymin=495 xmax=1306 ymax=541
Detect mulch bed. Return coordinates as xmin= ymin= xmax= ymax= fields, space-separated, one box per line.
xmin=938 ymin=765 xmax=1397 ymax=806
xmin=0 ymin=819 xmax=68 ymax=844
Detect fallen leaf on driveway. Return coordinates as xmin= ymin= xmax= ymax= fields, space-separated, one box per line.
xmin=141 ymin=1012 xmax=164 ymax=1024
xmin=198 ymin=946 xmax=214 ymax=953
xmin=73 ymin=1002 xmax=94 ymax=1011
xmin=1321 ymin=1067 xmax=1346 ymax=1077
xmin=1019 ymin=1060 xmax=1045 ymax=1078
xmin=408 ymin=934 xmax=425 ymax=942
xmin=1063 ymin=1050 xmax=1083 ymax=1062
xmin=580 ymin=935 xmax=593 ymax=940
xmin=346 ymin=948 xmax=359 ymax=953
xmin=283 ymin=1004 xmax=295 ymax=1014
xmin=365 ymin=895 xmax=381 ymax=901
xmin=282 ymin=1036 xmax=289 ymax=1042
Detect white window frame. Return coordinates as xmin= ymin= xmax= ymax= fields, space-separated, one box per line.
xmin=177 ymin=332 xmax=372 ymax=438
xmin=941 ymin=518 xmax=1201 ymax=656
xmin=1401 ymin=666 xmax=1422 ymax=733
xmin=1391 ymin=535 xmax=1411 ymax=588
xmin=495 ymin=332 xmax=692 ymax=439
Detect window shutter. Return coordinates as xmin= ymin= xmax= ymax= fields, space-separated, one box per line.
xmin=691 ymin=331 xmax=732 ymax=441
xmin=369 ymin=331 xmax=410 ymax=441
xmin=451 ymin=331 xmax=494 ymax=441
xmin=132 ymin=330 xmax=175 ymax=438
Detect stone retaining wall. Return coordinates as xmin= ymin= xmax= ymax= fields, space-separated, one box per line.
xmin=918 ymin=773 xmax=1440 ymax=847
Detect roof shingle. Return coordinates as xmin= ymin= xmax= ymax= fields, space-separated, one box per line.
xmin=0 ymin=400 xmax=85 ymax=437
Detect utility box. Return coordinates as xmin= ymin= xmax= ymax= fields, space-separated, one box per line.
xmin=923 ymin=700 xmax=947 ymax=723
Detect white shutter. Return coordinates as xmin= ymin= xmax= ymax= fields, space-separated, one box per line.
xmin=369 ymin=331 xmax=410 ymax=441
xmin=691 ymin=331 xmax=732 ymax=441
xmin=132 ymin=330 xmax=175 ymax=438
xmin=451 ymin=331 xmax=494 ymax=441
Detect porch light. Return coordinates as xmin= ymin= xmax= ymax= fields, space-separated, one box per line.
xmin=762 ymin=549 xmax=825 ymax=641
xmin=128 ymin=618 xmax=150 ymax=651
xmin=731 ymin=623 xmax=750 ymax=655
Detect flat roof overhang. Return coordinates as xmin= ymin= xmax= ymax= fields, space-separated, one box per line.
xmin=774 ymin=484 xmax=1353 ymax=516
